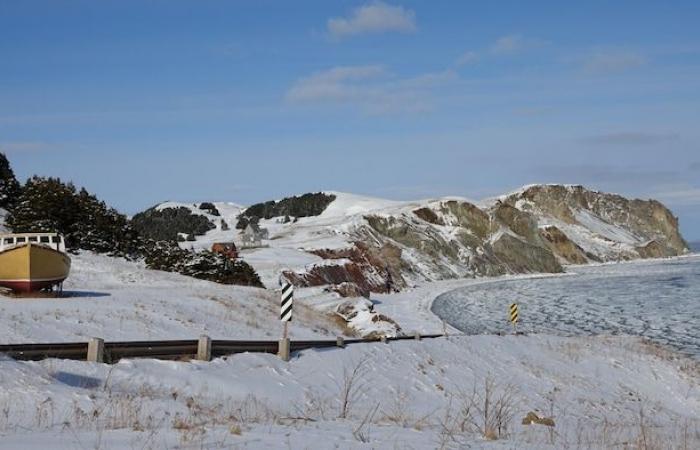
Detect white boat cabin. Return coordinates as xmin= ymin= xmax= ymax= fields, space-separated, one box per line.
xmin=0 ymin=233 xmax=67 ymax=253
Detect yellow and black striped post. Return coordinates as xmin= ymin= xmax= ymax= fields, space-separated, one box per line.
xmin=509 ymin=303 xmax=519 ymax=333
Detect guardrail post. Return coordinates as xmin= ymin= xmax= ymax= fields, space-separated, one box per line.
xmin=197 ymin=335 xmax=212 ymax=361
xmin=414 ymin=332 xmax=421 ymax=341
xmin=336 ymin=336 xmax=345 ymax=348
xmin=278 ymin=338 xmax=290 ymax=361
xmin=87 ymin=337 xmax=104 ymax=363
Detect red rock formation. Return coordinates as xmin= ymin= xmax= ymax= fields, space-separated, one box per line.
xmin=281 ymin=242 xmax=406 ymax=296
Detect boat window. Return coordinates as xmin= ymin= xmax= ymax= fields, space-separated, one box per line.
xmin=40 ymin=236 xmax=50 ymax=243
xmin=3 ymin=237 xmax=13 ymax=244
xmin=51 ymin=236 xmax=60 ymax=243
xmin=16 ymin=237 xmax=26 ymax=243
xmin=28 ymin=236 xmax=38 ymax=242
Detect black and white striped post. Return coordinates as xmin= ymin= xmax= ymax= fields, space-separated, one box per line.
xmin=279 ymin=281 xmax=293 ymax=361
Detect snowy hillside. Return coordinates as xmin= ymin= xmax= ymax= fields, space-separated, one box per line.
xmin=0 ymin=252 xmax=344 ymax=343
xmin=149 ymin=186 xmax=688 ymax=297
xmin=0 ymin=333 xmax=697 ymax=448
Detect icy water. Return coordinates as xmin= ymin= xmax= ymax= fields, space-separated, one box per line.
xmin=432 ymin=255 xmax=700 ymax=358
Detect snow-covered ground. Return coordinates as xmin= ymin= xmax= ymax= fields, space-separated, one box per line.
xmin=0 ymin=252 xmax=344 ymax=343
xmin=0 ymin=335 xmax=697 ymax=448
xmin=0 ymin=252 xmax=698 ymax=448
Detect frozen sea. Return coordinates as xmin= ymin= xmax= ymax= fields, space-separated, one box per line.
xmin=432 ymin=254 xmax=700 ymax=358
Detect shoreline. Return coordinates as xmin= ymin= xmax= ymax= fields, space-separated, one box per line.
xmin=423 ymin=254 xmax=699 ymax=360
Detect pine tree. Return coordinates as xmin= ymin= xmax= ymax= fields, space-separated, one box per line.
xmin=0 ymin=153 xmax=21 ymax=210
xmin=7 ymin=176 xmax=138 ymax=256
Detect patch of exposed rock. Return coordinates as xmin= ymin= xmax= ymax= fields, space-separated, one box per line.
xmin=335 ymin=298 xmax=401 ymax=337
xmin=539 ymin=225 xmax=590 ymax=264
xmin=281 ymin=242 xmax=407 ymax=296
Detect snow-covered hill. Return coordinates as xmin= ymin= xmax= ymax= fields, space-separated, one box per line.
xmin=0 ymin=252 xmax=344 ymax=343
xmin=148 ymin=185 xmax=688 ymax=295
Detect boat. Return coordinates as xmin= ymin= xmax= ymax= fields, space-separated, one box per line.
xmin=0 ymin=233 xmax=71 ymax=293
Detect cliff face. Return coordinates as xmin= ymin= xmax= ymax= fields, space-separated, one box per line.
xmin=502 ymin=185 xmax=688 ymax=261
xmin=288 ymin=185 xmax=687 ymax=295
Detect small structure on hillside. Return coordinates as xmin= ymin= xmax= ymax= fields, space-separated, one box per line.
xmin=211 ymin=242 xmax=238 ymax=260
xmin=240 ymin=223 xmax=268 ymax=248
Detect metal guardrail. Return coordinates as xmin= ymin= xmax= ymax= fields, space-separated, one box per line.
xmin=0 ymin=334 xmax=444 ymax=363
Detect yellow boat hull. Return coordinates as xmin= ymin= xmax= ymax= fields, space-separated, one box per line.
xmin=0 ymin=244 xmax=71 ymax=293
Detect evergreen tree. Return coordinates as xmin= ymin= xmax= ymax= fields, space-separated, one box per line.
xmin=0 ymin=153 xmax=21 ymax=210
xmin=7 ymin=176 xmax=138 ymax=256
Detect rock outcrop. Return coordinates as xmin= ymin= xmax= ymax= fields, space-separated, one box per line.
xmin=286 ymin=185 xmax=688 ymax=295
xmin=502 ymin=185 xmax=688 ymax=261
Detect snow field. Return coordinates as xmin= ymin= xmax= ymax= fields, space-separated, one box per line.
xmin=0 ymin=334 xmax=697 ymax=448
xmin=0 ymin=252 xmax=345 ymax=343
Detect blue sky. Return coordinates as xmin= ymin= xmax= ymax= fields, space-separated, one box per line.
xmin=1 ymin=1 xmax=699 ymax=239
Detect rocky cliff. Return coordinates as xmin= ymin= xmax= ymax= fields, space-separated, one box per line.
xmin=502 ymin=184 xmax=688 ymax=261
xmin=277 ymin=186 xmax=687 ymax=295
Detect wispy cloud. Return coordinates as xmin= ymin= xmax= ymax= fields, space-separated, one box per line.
xmin=580 ymin=49 xmax=648 ymax=74
xmin=491 ymin=34 xmax=547 ymax=55
xmin=652 ymin=185 xmax=700 ymax=206
xmin=455 ymin=34 xmax=543 ymax=67
xmin=286 ymin=65 xmax=457 ymax=114
xmin=455 ymin=50 xmax=479 ymax=66
xmin=327 ymin=2 xmax=416 ymax=38
xmin=580 ymin=132 xmax=678 ymax=146
xmin=286 ymin=65 xmax=387 ymax=103
xmin=490 ymin=34 xmax=525 ymax=54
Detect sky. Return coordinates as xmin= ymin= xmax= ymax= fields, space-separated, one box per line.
xmin=0 ymin=0 xmax=699 ymax=240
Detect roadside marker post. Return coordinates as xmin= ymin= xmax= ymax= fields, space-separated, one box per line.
xmin=87 ymin=337 xmax=104 ymax=363
xmin=509 ymin=303 xmax=519 ymax=334
xmin=279 ymin=282 xmax=294 ymax=361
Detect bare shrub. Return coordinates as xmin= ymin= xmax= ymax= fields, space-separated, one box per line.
xmin=435 ymin=396 xmax=469 ymax=450
xmin=226 ymin=394 xmax=276 ymax=424
xmin=352 ymin=402 xmax=380 ymax=443
xmin=456 ymin=374 xmax=519 ymax=440
xmin=336 ymin=356 xmax=369 ymax=419
xmin=379 ymin=387 xmax=436 ymax=431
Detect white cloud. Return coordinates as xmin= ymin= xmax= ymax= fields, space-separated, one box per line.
xmin=327 ymin=2 xmax=416 ymax=38
xmin=490 ymin=34 xmax=524 ymax=54
xmin=580 ymin=132 xmax=678 ymax=146
xmin=581 ymin=50 xmax=647 ymax=74
xmin=286 ymin=65 xmax=457 ymax=115
xmin=455 ymin=50 xmax=479 ymax=66
xmin=286 ymin=65 xmax=387 ymax=103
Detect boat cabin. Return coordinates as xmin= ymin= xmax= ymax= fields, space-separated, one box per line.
xmin=0 ymin=233 xmax=67 ymax=253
